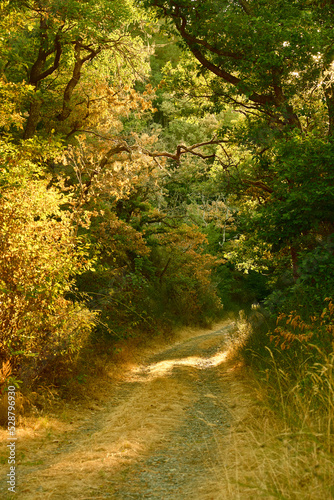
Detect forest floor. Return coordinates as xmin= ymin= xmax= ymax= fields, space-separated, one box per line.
xmin=0 ymin=317 xmax=266 ymax=499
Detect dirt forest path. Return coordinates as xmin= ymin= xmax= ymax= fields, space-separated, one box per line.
xmin=0 ymin=319 xmax=253 ymax=499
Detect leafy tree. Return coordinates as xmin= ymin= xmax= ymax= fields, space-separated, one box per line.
xmin=0 ymin=0 xmax=241 ymax=393
xmin=141 ymin=0 xmax=334 ymax=312
xmin=142 ymin=0 xmax=334 ymax=134
xmin=1 ymin=0 xmax=150 ymax=139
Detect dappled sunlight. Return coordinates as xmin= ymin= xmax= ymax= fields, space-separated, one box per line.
xmin=130 ymin=350 xmax=229 ymax=381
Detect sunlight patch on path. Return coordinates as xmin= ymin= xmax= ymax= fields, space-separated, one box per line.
xmin=131 ymin=351 xmax=229 ymax=381
xmin=17 ymin=376 xmax=194 ymax=499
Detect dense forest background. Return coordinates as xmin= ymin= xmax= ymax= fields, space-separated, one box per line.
xmin=0 ymin=0 xmax=334 ymax=394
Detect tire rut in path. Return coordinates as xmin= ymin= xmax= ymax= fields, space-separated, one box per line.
xmin=109 ymin=323 xmax=236 ymax=499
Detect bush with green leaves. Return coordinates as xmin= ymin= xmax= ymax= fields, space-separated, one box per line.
xmin=0 ymin=140 xmax=96 ymax=386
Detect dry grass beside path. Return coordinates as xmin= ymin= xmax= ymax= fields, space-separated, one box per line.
xmin=212 ymin=363 xmax=334 ymax=500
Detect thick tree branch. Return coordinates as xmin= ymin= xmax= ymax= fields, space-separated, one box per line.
xmin=57 ymin=41 xmax=101 ymax=122
xmin=28 ymin=20 xmax=63 ymax=85
xmin=174 ymin=23 xmax=243 ymax=60
xmin=74 ymin=133 xmax=227 ymax=167
xmin=139 ymin=137 xmax=228 ymax=164
xmin=152 ymin=0 xmax=301 ymax=124
xmin=37 ymin=35 xmax=62 ymax=82
xmin=173 ymin=13 xmax=276 ymax=107
xmin=24 ymin=22 xmax=63 ymax=138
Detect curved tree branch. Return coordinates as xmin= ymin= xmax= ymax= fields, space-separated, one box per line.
xmin=57 ymin=41 xmax=101 ymax=122
xmin=138 ymin=137 xmax=228 ymax=164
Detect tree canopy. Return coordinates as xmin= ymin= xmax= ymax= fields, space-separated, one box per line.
xmin=0 ymin=0 xmax=334 ymax=390
xmin=143 ymin=0 xmax=334 ymax=133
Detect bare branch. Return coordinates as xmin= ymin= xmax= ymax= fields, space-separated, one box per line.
xmin=138 ymin=137 xmax=228 ymax=164
xmin=242 ymin=179 xmax=273 ymax=194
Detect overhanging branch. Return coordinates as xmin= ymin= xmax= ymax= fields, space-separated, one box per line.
xmin=138 ymin=137 xmax=228 ymax=164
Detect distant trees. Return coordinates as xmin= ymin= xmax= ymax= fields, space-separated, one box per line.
xmin=142 ymin=0 xmax=334 ymax=315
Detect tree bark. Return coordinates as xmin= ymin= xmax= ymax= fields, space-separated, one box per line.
xmin=57 ymin=42 xmax=100 ymax=122
xmin=24 ymin=98 xmax=43 ymax=140
xmin=23 ymin=19 xmax=62 ymax=139
xmin=325 ymin=83 xmax=334 ymax=139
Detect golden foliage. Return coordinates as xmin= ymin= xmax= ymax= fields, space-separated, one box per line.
xmin=0 ymin=78 xmax=33 ymax=131
xmin=270 ymin=299 xmax=334 ymax=350
xmin=0 ymin=142 xmax=96 ymax=378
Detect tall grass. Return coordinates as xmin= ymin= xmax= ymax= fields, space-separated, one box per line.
xmin=218 ymin=303 xmax=334 ymax=499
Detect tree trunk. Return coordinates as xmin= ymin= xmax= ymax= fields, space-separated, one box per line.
xmin=290 ymin=246 xmax=299 ymax=283
xmin=325 ymin=83 xmax=334 ymax=139
xmin=24 ymin=98 xmax=42 ymax=139
xmin=57 ymin=42 xmax=100 ymax=122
